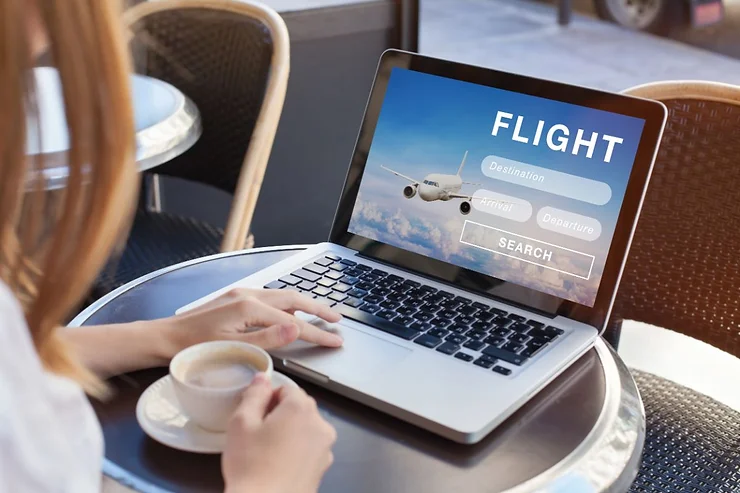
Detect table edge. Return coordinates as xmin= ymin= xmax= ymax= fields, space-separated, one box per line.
xmin=70 ymin=245 xmax=645 ymax=493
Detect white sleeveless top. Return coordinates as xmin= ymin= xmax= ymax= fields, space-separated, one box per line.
xmin=0 ymin=281 xmax=103 ymax=492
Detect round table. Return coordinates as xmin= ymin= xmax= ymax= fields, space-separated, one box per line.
xmin=70 ymin=246 xmax=646 ymax=493
xmin=26 ymin=67 xmax=201 ymax=190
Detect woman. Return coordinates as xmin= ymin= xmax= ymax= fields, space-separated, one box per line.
xmin=0 ymin=1 xmax=342 ymax=492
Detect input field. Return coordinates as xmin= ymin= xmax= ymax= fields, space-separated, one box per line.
xmin=480 ymin=155 xmax=613 ymax=206
xmin=459 ymin=220 xmax=596 ymax=280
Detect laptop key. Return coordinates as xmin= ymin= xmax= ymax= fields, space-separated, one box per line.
xmin=507 ymin=314 xmax=526 ymax=322
xmin=475 ymin=311 xmax=495 ymax=323
xmin=463 ymin=340 xmax=485 ymax=351
xmin=491 ymin=328 xmax=511 ymax=338
xmin=345 ymin=268 xmax=364 ymax=277
xmin=315 ymin=257 xmax=334 ymax=267
xmin=455 ymin=314 xmax=475 ymax=325
xmin=355 ymin=281 xmax=374 ymax=291
xmin=510 ymin=333 xmax=531 ymax=344
xmin=438 ymin=309 xmax=458 ymax=319
xmin=279 ymin=274 xmax=302 ymax=286
xmin=387 ymin=274 xmax=404 ymax=283
xmin=371 ymin=269 xmax=388 ymax=277
xmin=403 ymin=279 xmax=421 ymax=288
xmin=492 ymin=366 xmax=512 ymax=376
xmin=471 ymin=321 xmax=492 ymax=332
xmin=528 ymin=320 xmax=545 ymax=329
xmin=413 ymin=334 xmax=442 ymax=349
xmin=528 ymin=329 xmax=556 ymax=341
xmin=292 ymin=269 xmax=320 ymax=282
xmin=343 ymin=297 xmax=363 ymax=308
xmin=329 ymin=263 xmax=348 ymax=272
xmin=482 ymin=346 xmax=526 ymax=366
xmin=465 ymin=329 xmax=487 ymax=341
xmin=420 ymin=303 xmax=441 ymax=314
xmin=413 ymin=311 xmax=434 ymax=322
xmin=545 ymin=325 xmax=564 ymax=336
xmin=380 ymin=300 xmax=400 ymax=310
xmin=510 ymin=322 xmax=531 ymax=334
xmin=377 ymin=309 xmax=396 ymax=320
xmin=446 ymin=334 xmax=466 ymax=345
xmin=332 ymin=283 xmax=352 ymax=294
xmin=342 ymin=276 xmax=360 ymax=285
xmin=326 ymin=254 xmax=341 ymax=261
xmin=356 ymin=264 xmax=372 ymax=271
xmin=363 ymin=294 xmax=383 ymax=305
xmin=472 ymin=301 xmax=489 ymax=310
xmin=264 ymin=281 xmax=285 ymax=289
xmin=502 ymin=342 xmax=524 ymax=352
xmin=328 ymin=292 xmax=348 ymax=303
xmin=489 ymin=307 xmax=507 ymax=317
xmin=387 ymin=292 xmax=407 ymax=303
xmin=454 ymin=296 xmax=472 ymax=305
xmin=410 ymin=321 xmax=430 ymax=332
xmin=428 ymin=328 xmax=449 ymax=338
xmin=436 ymin=342 xmax=460 ymax=355
xmin=473 ymin=358 xmax=494 ymax=369
xmin=339 ymin=258 xmax=357 ymax=266
xmin=484 ymin=336 xmax=506 ymax=347
xmin=362 ymin=273 xmax=382 ymax=283
xmin=313 ymin=286 xmax=333 ymax=297
xmin=297 ymin=281 xmax=317 ymax=291
xmin=372 ymin=287 xmax=391 ymax=297
xmin=429 ymin=318 xmax=452 ymax=329
xmin=454 ymin=352 xmax=474 ymax=362
xmin=396 ymin=305 xmax=417 ymax=316
xmin=317 ymin=278 xmax=336 ymax=288
xmin=521 ymin=341 xmax=547 ymax=358
xmin=438 ymin=291 xmax=455 ymax=299
xmin=457 ymin=305 xmax=478 ymax=316
xmin=360 ymin=303 xmax=381 ymax=314
xmin=347 ymin=288 xmax=367 ymax=299
xmin=404 ymin=298 xmax=425 ymax=308
xmin=304 ymin=264 xmax=329 ymax=275
xmin=393 ymin=315 xmax=414 ymax=326
xmin=325 ymin=271 xmax=344 ymax=281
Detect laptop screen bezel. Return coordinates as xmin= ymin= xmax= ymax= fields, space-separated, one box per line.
xmin=329 ymin=49 xmax=667 ymax=333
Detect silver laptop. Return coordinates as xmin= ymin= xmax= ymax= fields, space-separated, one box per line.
xmin=178 ymin=50 xmax=667 ymax=444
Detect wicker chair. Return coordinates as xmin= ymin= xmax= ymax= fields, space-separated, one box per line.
xmin=607 ymin=81 xmax=740 ymax=493
xmin=95 ymin=0 xmax=289 ymax=295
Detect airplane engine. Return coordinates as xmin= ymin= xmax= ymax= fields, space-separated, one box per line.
xmin=459 ymin=201 xmax=472 ymax=215
xmin=403 ymin=185 xmax=417 ymax=199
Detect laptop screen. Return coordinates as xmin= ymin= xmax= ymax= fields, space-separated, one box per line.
xmin=347 ymin=67 xmax=646 ymax=308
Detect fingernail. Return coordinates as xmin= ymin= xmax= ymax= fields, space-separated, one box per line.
xmin=331 ymin=333 xmax=344 ymax=345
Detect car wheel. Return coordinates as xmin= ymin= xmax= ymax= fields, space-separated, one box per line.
xmin=593 ymin=0 xmax=686 ymax=34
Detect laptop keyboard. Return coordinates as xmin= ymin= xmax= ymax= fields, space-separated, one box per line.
xmin=264 ymin=255 xmax=564 ymax=376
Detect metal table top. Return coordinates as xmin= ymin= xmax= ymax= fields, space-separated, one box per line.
xmin=27 ymin=67 xmax=201 ymax=190
xmin=70 ymin=246 xmax=645 ymax=493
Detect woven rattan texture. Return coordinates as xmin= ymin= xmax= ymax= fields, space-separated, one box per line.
xmin=130 ymin=8 xmax=273 ymax=194
xmin=96 ymin=209 xmax=223 ymax=295
xmin=607 ymin=99 xmax=740 ymax=357
xmin=629 ymin=370 xmax=740 ymax=493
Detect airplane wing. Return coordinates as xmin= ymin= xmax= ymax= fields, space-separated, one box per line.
xmin=381 ymin=165 xmax=420 ymax=185
xmin=447 ymin=193 xmax=474 ymax=201
xmin=462 ymin=181 xmax=481 ymax=186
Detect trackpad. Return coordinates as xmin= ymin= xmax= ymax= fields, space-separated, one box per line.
xmin=270 ymin=318 xmax=412 ymax=385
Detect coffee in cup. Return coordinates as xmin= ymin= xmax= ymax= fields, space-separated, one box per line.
xmin=170 ymin=341 xmax=273 ymax=432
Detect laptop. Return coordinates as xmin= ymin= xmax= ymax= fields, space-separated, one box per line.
xmin=177 ymin=50 xmax=667 ymax=444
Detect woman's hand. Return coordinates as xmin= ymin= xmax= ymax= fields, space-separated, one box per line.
xmin=222 ymin=373 xmax=337 ymax=493
xmin=162 ymin=288 xmax=344 ymax=357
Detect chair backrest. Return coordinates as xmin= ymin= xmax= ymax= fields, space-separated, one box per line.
xmin=124 ymin=0 xmax=289 ymax=250
xmin=607 ymin=81 xmax=740 ymax=357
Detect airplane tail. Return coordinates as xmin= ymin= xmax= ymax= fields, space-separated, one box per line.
xmin=456 ymin=150 xmax=468 ymax=176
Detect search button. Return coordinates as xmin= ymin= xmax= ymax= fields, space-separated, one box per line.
xmin=480 ymin=155 xmax=612 ymax=206
xmin=537 ymin=207 xmax=602 ymax=242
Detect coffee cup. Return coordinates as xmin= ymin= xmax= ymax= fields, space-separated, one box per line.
xmin=169 ymin=340 xmax=273 ymax=432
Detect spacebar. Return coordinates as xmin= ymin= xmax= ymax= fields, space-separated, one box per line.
xmin=333 ymin=304 xmax=420 ymax=340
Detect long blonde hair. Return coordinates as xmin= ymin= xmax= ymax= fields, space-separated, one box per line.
xmin=0 ymin=0 xmax=138 ymax=394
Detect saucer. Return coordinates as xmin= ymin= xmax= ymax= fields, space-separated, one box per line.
xmin=136 ymin=372 xmax=298 ymax=454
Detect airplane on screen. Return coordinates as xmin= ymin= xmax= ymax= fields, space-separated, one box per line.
xmin=381 ymin=151 xmax=481 ymax=215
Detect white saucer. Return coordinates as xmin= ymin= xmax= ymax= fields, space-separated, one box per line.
xmin=136 ymin=372 xmax=298 ymax=454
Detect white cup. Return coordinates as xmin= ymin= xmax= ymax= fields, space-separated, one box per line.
xmin=169 ymin=341 xmax=273 ymax=432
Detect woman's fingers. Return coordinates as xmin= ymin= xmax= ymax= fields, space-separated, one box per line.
xmin=243 ymin=301 xmax=343 ymax=348
xmin=241 ymin=323 xmax=300 ymax=349
xmin=256 ymin=290 xmax=342 ymax=323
